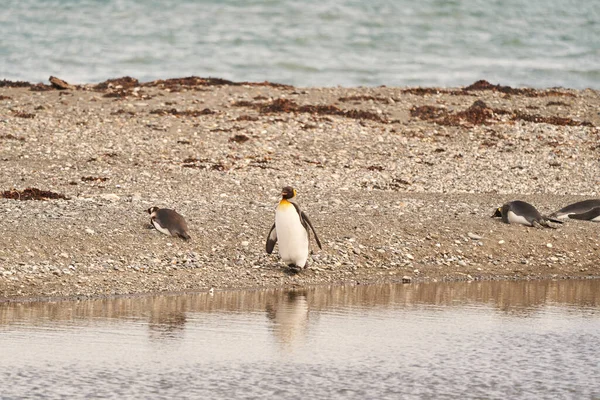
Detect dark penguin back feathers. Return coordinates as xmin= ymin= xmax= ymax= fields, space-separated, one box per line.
xmin=492 ymin=200 xmax=562 ymax=227
xmin=549 ymin=199 xmax=600 ymax=221
xmin=147 ymin=207 xmax=191 ymax=240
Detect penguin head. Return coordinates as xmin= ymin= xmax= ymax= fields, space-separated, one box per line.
xmin=147 ymin=206 xmax=160 ymax=215
xmin=281 ymin=186 xmax=296 ymax=200
xmin=491 ymin=207 xmax=502 ymax=218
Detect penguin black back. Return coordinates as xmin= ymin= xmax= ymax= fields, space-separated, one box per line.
xmin=491 ymin=200 xmax=561 ymax=227
xmin=147 ymin=206 xmax=191 ymax=240
xmin=549 ymin=199 xmax=600 ymax=221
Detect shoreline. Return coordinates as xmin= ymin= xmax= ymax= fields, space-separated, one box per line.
xmin=1 ymin=77 xmax=599 ymax=302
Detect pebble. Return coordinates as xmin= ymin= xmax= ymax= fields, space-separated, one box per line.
xmin=0 ymin=84 xmax=597 ymax=299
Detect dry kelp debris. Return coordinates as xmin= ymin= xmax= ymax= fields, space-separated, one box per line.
xmin=2 ymin=188 xmax=69 ymax=201
xmin=81 ymin=176 xmax=109 ymax=182
xmin=0 ymin=134 xmax=25 ymax=141
xmin=440 ymin=100 xmax=510 ymax=125
xmin=182 ymin=157 xmax=227 ymax=171
xmin=229 ymin=134 xmax=250 ymax=143
xmin=410 ymin=105 xmax=449 ymax=120
xmin=511 ymin=112 xmax=593 ymax=127
xmin=95 ymin=77 xmax=140 ymax=90
xmin=150 ymin=108 xmax=216 ymax=117
xmin=29 ymin=84 xmax=55 ymax=92
xmin=11 ymin=110 xmax=35 ymax=119
xmin=338 ymin=81 xmax=573 ymax=102
xmin=236 ymin=115 xmax=259 ymax=121
xmin=411 ymin=100 xmax=593 ymax=127
xmin=0 ymin=80 xmax=32 ymax=88
xmin=463 ymin=80 xmax=575 ymax=97
xmin=338 ymin=95 xmax=390 ymax=103
xmin=234 ymin=98 xmax=387 ymax=123
xmin=0 ymin=80 xmax=52 ymax=91
xmin=0 ymin=95 xmax=11 ymax=100
xmin=142 ymin=76 xmax=293 ymax=90
xmin=181 ymin=155 xmax=274 ymax=171
xmin=401 ymin=87 xmax=466 ymax=96
xmin=94 ymin=77 xmax=154 ymax=99
xmin=1 ymin=76 xmax=77 ymax=91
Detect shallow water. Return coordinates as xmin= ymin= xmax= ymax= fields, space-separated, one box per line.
xmin=1 ymin=0 xmax=598 ymax=88
xmin=1 ymin=280 xmax=599 ymax=399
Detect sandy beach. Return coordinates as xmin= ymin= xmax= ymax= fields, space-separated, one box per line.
xmin=0 ymin=77 xmax=599 ymax=301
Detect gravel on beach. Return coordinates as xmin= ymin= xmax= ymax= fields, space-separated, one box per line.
xmin=0 ymin=77 xmax=599 ymax=301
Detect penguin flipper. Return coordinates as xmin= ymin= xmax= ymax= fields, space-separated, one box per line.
xmin=301 ymin=211 xmax=322 ymax=250
xmin=266 ymin=223 xmax=277 ymax=253
xmin=567 ymin=207 xmax=600 ymax=221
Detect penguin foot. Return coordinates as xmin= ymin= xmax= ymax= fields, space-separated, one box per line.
xmin=286 ymin=264 xmax=301 ymax=275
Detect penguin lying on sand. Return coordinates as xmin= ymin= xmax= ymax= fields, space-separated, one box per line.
xmin=266 ymin=186 xmax=322 ymax=272
xmin=492 ymin=200 xmax=562 ymax=228
xmin=147 ymin=207 xmax=191 ymax=240
xmin=548 ymin=199 xmax=600 ymax=222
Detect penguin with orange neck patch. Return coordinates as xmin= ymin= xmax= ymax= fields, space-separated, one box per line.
xmin=266 ymin=186 xmax=322 ymax=273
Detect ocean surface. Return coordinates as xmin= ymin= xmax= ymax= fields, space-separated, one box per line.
xmin=1 ymin=280 xmax=600 ymax=399
xmin=0 ymin=0 xmax=599 ymax=89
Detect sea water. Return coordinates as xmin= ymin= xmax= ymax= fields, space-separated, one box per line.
xmin=0 ymin=0 xmax=598 ymax=88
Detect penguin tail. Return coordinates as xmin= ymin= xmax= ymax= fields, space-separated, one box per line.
xmin=545 ymin=217 xmax=563 ymax=225
xmin=541 ymin=215 xmax=563 ymax=225
xmin=179 ymin=232 xmax=192 ymax=240
xmin=537 ymin=218 xmax=561 ymax=229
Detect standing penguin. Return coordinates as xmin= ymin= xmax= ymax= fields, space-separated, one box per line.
xmin=548 ymin=199 xmax=600 ymax=222
xmin=491 ymin=200 xmax=562 ymax=228
xmin=147 ymin=206 xmax=191 ymax=240
xmin=266 ymin=186 xmax=322 ymax=271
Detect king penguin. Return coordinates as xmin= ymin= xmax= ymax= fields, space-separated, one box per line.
xmin=266 ymin=186 xmax=322 ymax=272
xmin=491 ymin=200 xmax=562 ymax=228
xmin=147 ymin=206 xmax=191 ymax=240
xmin=548 ymin=199 xmax=600 ymax=222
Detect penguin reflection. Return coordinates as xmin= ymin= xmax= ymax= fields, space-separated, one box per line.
xmin=147 ymin=297 xmax=188 ymax=341
xmin=265 ymin=290 xmax=309 ymax=349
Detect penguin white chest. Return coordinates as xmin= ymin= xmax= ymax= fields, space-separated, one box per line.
xmin=150 ymin=212 xmax=172 ymax=236
xmin=507 ymin=211 xmax=532 ymax=226
xmin=275 ymin=202 xmax=309 ymax=267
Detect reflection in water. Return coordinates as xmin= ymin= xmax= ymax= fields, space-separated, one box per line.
xmin=147 ymin=296 xmax=188 ymax=341
xmin=265 ymin=290 xmax=309 ymax=349
xmin=1 ymin=279 xmax=599 ymax=330
xmin=0 ymin=279 xmax=599 ymax=399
